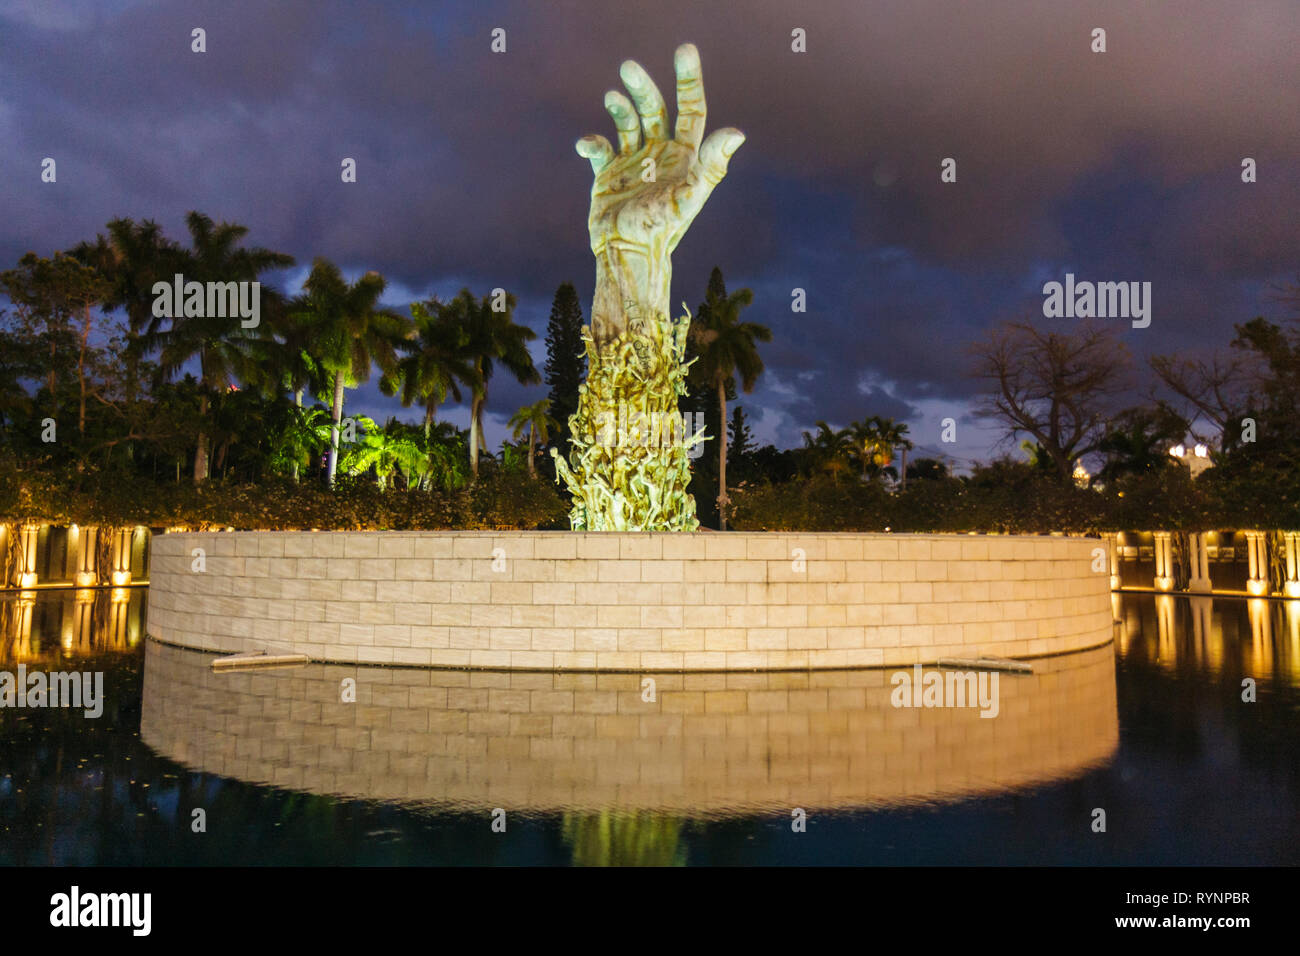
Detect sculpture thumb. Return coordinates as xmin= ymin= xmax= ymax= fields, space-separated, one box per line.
xmin=699 ymin=127 xmax=745 ymax=184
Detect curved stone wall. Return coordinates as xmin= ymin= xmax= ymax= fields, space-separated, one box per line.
xmin=147 ymin=531 xmax=1113 ymax=669
xmin=140 ymin=640 xmax=1119 ymax=814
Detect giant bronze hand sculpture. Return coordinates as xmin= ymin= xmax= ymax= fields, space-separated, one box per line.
xmin=576 ymin=43 xmax=745 ymax=350
xmin=553 ymin=44 xmax=744 ymax=531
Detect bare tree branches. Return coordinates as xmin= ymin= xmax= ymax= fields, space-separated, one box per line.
xmin=970 ymin=320 xmax=1131 ymax=481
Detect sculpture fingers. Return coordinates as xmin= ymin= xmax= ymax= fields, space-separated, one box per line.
xmin=619 ymin=59 xmax=668 ymax=141
xmin=673 ymin=43 xmax=707 ymax=150
xmin=576 ymin=134 xmax=615 ymax=173
xmin=698 ymin=127 xmax=745 ymax=185
xmin=604 ymin=90 xmax=641 ymax=153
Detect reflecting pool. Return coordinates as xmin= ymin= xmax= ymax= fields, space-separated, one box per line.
xmin=2 ymin=589 xmax=1298 ymax=865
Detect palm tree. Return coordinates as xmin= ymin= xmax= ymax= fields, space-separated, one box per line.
xmin=875 ymin=417 xmax=913 ymax=483
xmin=802 ymin=421 xmax=854 ymax=480
xmin=268 ymin=404 xmax=332 ymax=481
xmin=381 ymin=298 xmax=481 ymax=441
xmin=145 ymin=212 xmax=294 ymax=484
xmin=340 ymin=417 xmax=427 ymax=490
xmin=291 ymin=258 xmax=409 ymax=485
xmin=507 ymin=398 xmax=559 ymax=478
xmin=849 ymin=416 xmax=913 ymax=482
xmin=689 ymin=281 xmax=770 ymax=530
xmin=71 ymin=218 xmax=178 ymax=402
xmin=238 ymin=295 xmax=331 ymax=483
xmin=420 ymin=420 xmax=470 ymax=491
xmin=446 ymin=289 xmax=539 ymax=478
xmin=249 ymin=294 xmax=328 ymax=409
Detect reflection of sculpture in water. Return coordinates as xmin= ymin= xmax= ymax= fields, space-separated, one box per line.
xmin=141 ymin=641 xmax=1120 ymax=816
xmin=562 ymin=811 xmax=686 ymax=867
xmin=552 ymin=43 xmax=745 ymax=531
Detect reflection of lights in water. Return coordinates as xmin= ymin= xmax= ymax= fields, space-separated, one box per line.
xmin=1111 ymin=592 xmax=1130 ymax=655
xmin=1188 ymin=596 xmax=1219 ymax=672
xmin=1247 ymin=599 xmax=1274 ymax=674
xmin=1155 ymin=594 xmax=1177 ymax=669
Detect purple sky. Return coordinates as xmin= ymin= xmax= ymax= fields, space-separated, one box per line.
xmin=4 ymin=0 xmax=1299 ymax=468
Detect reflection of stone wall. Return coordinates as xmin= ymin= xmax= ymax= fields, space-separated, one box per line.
xmin=147 ymin=532 xmax=1113 ymax=669
xmin=140 ymin=641 xmax=1118 ymax=814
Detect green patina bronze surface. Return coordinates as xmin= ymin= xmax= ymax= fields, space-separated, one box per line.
xmin=552 ymin=43 xmax=743 ymax=531
xmin=552 ymin=307 xmax=703 ymax=531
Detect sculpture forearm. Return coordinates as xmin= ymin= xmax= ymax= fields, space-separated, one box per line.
xmin=590 ymin=238 xmax=671 ymax=349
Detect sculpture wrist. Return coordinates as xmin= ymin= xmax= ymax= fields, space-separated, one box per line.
xmin=590 ymin=240 xmax=671 ymax=347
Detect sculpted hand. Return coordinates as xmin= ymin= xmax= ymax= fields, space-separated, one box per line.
xmin=576 ymin=43 xmax=744 ymax=347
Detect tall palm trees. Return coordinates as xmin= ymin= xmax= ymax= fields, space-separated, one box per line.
xmin=382 ymin=297 xmax=480 ymax=441
xmin=292 ymin=258 xmax=408 ymax=485
xmin=145 ymin=212 xmax=294 ymax=484
xmin=71 ymin=218 xmax=178 ymax=425
xmin=443 ymin=289 xmax=539 ymax=478
xmin=689 ymin=280 xmax=770 ymax=530
xmin=508 ymin=398 xmax=558 ymax=478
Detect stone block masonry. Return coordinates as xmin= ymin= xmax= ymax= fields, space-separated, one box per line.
xmin=146 ymin=532 xmax=1114 ymax=670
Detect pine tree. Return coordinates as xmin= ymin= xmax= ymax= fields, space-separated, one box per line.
xmin=544 ymin=281 xmax=586 ymax=452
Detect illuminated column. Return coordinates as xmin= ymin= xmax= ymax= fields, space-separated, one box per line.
xmin=1188 ymin=533 xmax=1213 ymax=593
xmin=17 ymin=524 xmax=40 ymax=588
xmin=71 ymin=525 xmax=99 ymax=586
xmin=1283 ymin=532 xmax=1300 ymax=598
xmin=110 ymin=527 xmax=133 ymax=586
xmin=1245 ymin=530 xmax=1269 ymax=596
xmin=1108 ymin=534 xmax=1121 ymax=590
xmin=1153 ymin=531 xmax=1174 ymax=591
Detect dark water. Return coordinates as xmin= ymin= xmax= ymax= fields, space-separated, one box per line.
xmin=2 ymin=588 xmax=1297 ymax=866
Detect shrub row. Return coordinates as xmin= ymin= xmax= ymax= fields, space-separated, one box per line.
xmin=0 ymin=466 xmax=569 ymax=531
xmin=729 ymin=466 xmax=1300 ymax=533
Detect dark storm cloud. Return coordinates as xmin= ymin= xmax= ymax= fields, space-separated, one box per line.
xmin=3 ymin=0 xmax=1298 ymax=459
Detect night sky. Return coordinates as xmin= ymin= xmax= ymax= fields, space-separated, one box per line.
xmin=4 ymin=0 xmax=1298 ymax=468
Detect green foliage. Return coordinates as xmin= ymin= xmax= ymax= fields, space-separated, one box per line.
xmin=553 ymin=309 xmax=702 ymax=530
xmin=730 ymin=458 xmax=1295 ymax=534
xmin=382 ymin=297 xmax=479 ymax=433
xmin=0 ymin=462 xmax=566 ymax=531
xmin=544 ymin=282 xmax=586 ymax=452
xmin=5 ymin=217 xmax=1298 ymax=538
xmin=338 ymin=416 xmax=429 ymax=490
